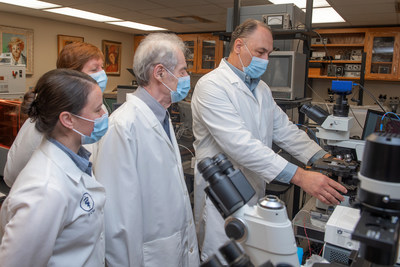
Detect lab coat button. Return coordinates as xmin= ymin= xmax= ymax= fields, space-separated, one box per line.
xmin=190 ymin=247 xmax=193 ymax=253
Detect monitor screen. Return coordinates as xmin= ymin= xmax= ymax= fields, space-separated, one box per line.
xmin=178 ymin=101 xmax=192 ymax=130
xmin=362 ymin=109 xmax=400 ymax=140
xmin=261 ymin=55 xmax=292 ymax=88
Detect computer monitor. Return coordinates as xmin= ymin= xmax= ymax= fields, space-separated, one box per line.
xmin=361 ymin=109 xmax=400 ymax=140
xmin=260 ymin=51 xmax=306 ymax=100
xmin=178 ymin=101 xmax=192 ymax=130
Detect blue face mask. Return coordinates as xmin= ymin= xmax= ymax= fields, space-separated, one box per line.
xmin=161 ymin=67 xmax=191 ymax=103
xmin=90 ymin=70 xmax=108 ymax=93
xmin=72 ymin=113 xmax=109 ymax=144
xmin=239 ymin=44 xmax=269 ymax=79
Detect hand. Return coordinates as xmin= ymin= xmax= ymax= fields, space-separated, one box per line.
xmin=291 ymin=168 xmax=347 ymax=205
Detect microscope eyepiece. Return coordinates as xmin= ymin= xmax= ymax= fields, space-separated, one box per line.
xmin=219 ymin=240 xmax=254 ymax=267
xmin=197 ymin=153 xmax=255 ymax=218
xmin=213 ymin=153 xmax=235 ymax=175
xmin=300 ymin=104 xmax=329 ymax=125
xmin=198 ymin=157 xmax=221 ymax=182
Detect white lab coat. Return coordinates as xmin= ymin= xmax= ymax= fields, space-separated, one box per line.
xmin=191 ymin=59 xmax=323 ymax=261
xmin=0 ymin=139 xmax=106 ymax=267
xmin=3 ymin=119 xmax=43 ymax=187
xmin=3 ymin=105 xmax=107 ymax=188
xmin=94 ymin=94 xmax=199 ymax=267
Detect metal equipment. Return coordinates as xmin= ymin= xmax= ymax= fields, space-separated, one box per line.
xmin=197 ymin=153 xmax=299 ymax=267
xmin=0 ymin=65 xmax=26 ymax=100
xmin=352 ymin=132 xmax=400 ymax=265
xmin=300 ymin=81 xmax=365 ymax=161
xmin=314 ymin=132 xmax=400 ymax=267
xmin=201 ymin=239 xmax=294 ymax=267
xmin=226 ymin=4 xmax=305 ymax=51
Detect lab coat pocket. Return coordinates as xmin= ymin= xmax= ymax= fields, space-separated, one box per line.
xmin=143 ymin=230 xmax=183 ymax=267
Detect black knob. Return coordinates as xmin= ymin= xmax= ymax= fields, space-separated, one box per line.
xmin=225 ymin=219 xmax=246 ymax=240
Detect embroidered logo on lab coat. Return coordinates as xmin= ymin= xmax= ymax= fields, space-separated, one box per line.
xmin=80 ymin=192 xmax=94 ymax=212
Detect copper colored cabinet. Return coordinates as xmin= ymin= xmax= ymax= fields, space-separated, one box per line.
xmin=134 ymin=33 xmax=223 ymax=74
xmin=365 ymin=31 xmax=400 ymax=80
xmin=179 ymin=33 xmax=223 ymax=74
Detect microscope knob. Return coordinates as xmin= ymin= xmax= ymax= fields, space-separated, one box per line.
xmin=225 ymin=218 xmax=246 ymax=241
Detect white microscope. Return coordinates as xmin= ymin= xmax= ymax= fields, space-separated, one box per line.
xmin=301 ymin=81 xmax=365 ymax=162
xmin=197 ymin=153 xmax=299 ymax=267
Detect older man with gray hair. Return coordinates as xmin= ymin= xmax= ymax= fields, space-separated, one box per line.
xmin=94 ymin=33 xmax=199 ymax=267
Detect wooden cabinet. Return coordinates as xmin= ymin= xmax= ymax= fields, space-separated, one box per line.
xmin=134 ymin=34 xmax=223 ymax=74
xmin=309 ymin=27 xmax=400 ymax=82
xmin=309 ymin=28 xmax=366 ymax=80
xmin=365 ymin=30 xmax=400 ymax=80
xmin=133 ymin=35 xmax=146 ymax=54
xmin=179 ymin=33 xmax=223 ymax=74
xmin=179 ymin=34 xmax=198 ymax=73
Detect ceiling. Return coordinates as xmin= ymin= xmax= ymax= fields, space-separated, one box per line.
xmin=0 ymin=0 xmax=399 ymax=34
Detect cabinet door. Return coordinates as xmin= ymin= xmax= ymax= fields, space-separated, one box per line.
xmin=180 ymin=34 xmax=198 ymax=73
xmin=196 ymin=34 xmax=223 ymax=74
xmin=365 ymin=32 xmax=400 ymax=80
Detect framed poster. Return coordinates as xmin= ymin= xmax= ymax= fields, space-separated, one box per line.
xmin=102 ymin=40 xmax=121 ymax=76
xmin=0 ymin=25 xmax=34 ymax=74
xmin=57 ymin=35 xmax=84 ymax=55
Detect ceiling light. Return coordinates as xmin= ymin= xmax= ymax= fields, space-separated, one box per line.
xmin=164 ymin=16 xmax=213 ymax=24
xmin=0 ymin=0 xmax=60 ymax=9
xmin=45 ymin=7 xmax=121 ymax=22
xmin=304 ymin=7 xmax=345 ymax=23
xmin=269 ymin=0 xmax=330 ymax=9
xmin=106 ymin=21 xmax=167 ymax=31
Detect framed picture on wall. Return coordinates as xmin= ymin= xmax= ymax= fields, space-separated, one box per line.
xmin=102 ymin=40 xmax=121 ymax=76
xmin=57 ymin=35 xmax=84 ymax=55
xmin=0 ymin=25 xmax=34 ymax=74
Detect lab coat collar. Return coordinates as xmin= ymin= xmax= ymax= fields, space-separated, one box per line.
xmin=218 ymin=59 xmax=257 ymax=100
xmin=39 ymin=139 xmax=90 ymax=185
xmin=126 ymin=94 xmax=175 ymax=150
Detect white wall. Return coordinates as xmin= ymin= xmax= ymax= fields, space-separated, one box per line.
xmin=0 ymin=11 xmax=134 ymax=93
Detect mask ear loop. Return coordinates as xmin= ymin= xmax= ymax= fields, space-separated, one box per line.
xmin=243 ymin=43 xmax=253 ymax=57
xmin=237 ymin=39 xmax=253 ymax=71
xmin=237 ymin=40 xmax=246 ymax=71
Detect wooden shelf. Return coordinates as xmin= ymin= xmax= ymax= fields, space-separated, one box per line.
xmin=371 ymin=61 xmax=393 ymax=64
xmin=310 ymin=60 xmax=362 ymax=64
xmin=309 ymin=75 xmax=360 ymax=80
xmin=311 ymin=44 xmax=364 ymax=47
xmin=309 ymin=27 xmax=400 ymax=81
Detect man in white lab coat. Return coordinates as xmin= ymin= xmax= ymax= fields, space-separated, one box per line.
xmin=191 ymin=19 xmax=348 ymax=262
xmin=93 ymin=33 xmax=199 ymax=267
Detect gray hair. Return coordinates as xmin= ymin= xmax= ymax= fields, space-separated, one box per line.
xmin=133 ymin=33 xmax=186 ymax=87
xmin=229 ymin=19 xmax=271 ymax=52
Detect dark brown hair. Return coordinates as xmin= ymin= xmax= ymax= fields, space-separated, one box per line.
xmin=56 ymin=42 xmax=104 ymax=71
xmin=23 ymin=69 xmax=97 ymax=136
xmin=229 ymin=19 xmax=272 ymax=52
